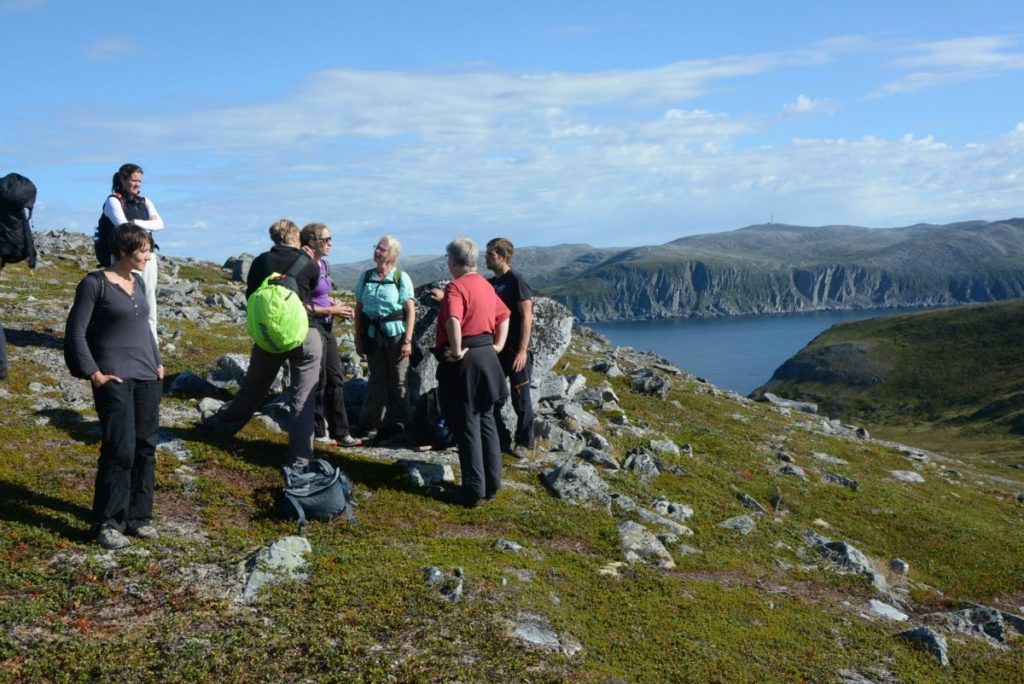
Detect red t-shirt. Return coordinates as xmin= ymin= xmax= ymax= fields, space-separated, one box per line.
xmin=436 ymin=272 xmax=510 ymax=348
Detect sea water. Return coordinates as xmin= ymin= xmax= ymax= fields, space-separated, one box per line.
xmin=588 ymin=308 xmax=919 ymax=396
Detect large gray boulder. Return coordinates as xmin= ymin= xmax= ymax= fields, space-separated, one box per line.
xmin=407 ymin=291 xmax=573 ymax=416
xmin=542 ymin=458 xmax=612 ymax=508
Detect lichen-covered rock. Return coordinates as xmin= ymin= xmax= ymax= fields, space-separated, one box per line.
xmin=542 ymin=459 xmax=611 ymax=508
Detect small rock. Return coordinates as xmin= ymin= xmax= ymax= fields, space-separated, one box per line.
xmin=890 ymin=470 xmax=925 ymax=484
xmin=778 ymin=463 xmax=808 ymax=481
xmin=649 ymin=439 xmax=680 ymax=456
xmin=889 ymin=558 xmax=910 ymax=575
xmin=866 ymin=599 xmax=909 ymax=621
xmin=895 ymin=627 xmax=949 ymax=666
xmin=717 ymin=515 xmax=756 ymax=535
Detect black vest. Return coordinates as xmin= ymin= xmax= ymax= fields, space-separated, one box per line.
xmin=97 ymin=193 xmax=157 ymax=250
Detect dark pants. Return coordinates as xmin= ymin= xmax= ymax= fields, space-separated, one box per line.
xmin=455 ymin=403 xmax=503 ymax=501
xmin=495 ymin=349 xmax=535 ymax=450
xmin=314 ymin=325 xmax=352 ymax=440
xmin=91 ymin=378 xmax=162 ymax=532
xmin=0 ymin=324 xmax=7 ymax=380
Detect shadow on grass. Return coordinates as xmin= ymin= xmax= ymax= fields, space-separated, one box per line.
xmin=0 ymin=478 xmax=92 ymax=543
xmin=5 ymin=326 xmax=65 ymax=350
xmin=37 ymin=407 xmax=100 ymax=444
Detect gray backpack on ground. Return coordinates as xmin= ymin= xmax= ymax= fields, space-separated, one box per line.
xmin=280 ymin=458 xmax=356 ymax=534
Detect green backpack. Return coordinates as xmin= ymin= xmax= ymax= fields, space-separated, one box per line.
xmin=246 ymin=254 xmax=311 ymax=353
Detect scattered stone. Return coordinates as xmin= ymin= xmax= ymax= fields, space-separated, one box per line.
xmin=494 ymin=539 xmax=525 ymax=554
xmin=776 ymin=450 xmax=794 ymax=463
xmin=924 ymin=604 xmax=1008 ymax=644
xmin=759 ymin=392 xmax=818 ymax=414
xmin=895 ymin=627 xmax=949 ymax=666
xmin=582 ymin=430 xmax=611 ymax=452
xmin=617 ymin=520 xmax=676 ymax=568
xmin=240 ymin=536 xmax=311 ymax=603
xmin=717 ymin=515 xmax=757 ymax=535
xmin=822 ymin=471 xmax=860 ymax=491
xmin=889 ymin=558 xmax=910 ymax=575
xmin=811 ymin=451 xmax=849 ymax=466
xmin=630 ymin=369 xmax=672 ymax=399
xmin=622 ymin=448 xmax=660 ymax=480
xmin=732 ymin=488 xmax=768 ymax=515
xmin=168 ymin=371 xmax=219 ymax=397
xmin=400 ymin=460 xmax=455 ymax=487
xmin=649 ymin=438 xmax=680 ymax=456
xmin=650 ymin=496 xmax=694 ymax=522
xmin=778 ymin=463 xmax=808 ymax=481
xmin=509 ymin=613 xmax=583 ymax=656
xmin=574 ymin=447 xmax=617 ymax=471
xmin=541 ymin=459 xmax=612 ymax=509
xmin=866 ymin=599 xmax=909 ymax=621
xmin=890 ymin=470 xmax=925 ymax=484
xmin=815 ymin=540 xmax=887 ymax=592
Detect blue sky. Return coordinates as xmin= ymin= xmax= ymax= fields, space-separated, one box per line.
xmin=3 ymin=0 xmax=1023 ymax=263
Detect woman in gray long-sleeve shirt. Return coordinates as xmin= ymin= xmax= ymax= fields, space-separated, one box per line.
xmin=65 ymin=223 xmax=164 ymax=550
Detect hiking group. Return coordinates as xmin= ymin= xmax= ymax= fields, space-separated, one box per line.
xmin=1 ymin=166 xmax=538 ymax=549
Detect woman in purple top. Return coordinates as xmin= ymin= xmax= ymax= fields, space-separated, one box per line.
xmin=65 ymin=223 xmax=164 ymax=550
xmin=300 ymin=223 xmax=361 ymax=447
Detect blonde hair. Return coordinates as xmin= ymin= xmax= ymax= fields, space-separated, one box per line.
xmin=269 ymin=219 xmax=300 ymax=246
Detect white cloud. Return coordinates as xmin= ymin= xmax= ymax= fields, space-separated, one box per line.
xmin=783 ymin=94 xmax=823 ymax=113
xmin=870 ymin=35 xmax=1024 ymax=97
xmin=84 ymin=36 xmax=141 ymax=60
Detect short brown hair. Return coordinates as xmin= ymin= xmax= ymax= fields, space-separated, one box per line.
xmin=109 ymin=222 xmax=153 ymax=260
xmin=486 ymin=237 xmax=514 ymax=262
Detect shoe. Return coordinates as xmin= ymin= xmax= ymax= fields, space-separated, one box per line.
xmin=439 ymin=490 xmax=482 ymax=508
xmin=97 ymin=526 xmax=131 ymax=550
xmin=336 ymin=435 xmax=363 ymax=447
xmin=315 ymin=436 xmax=338 ymax=446
xmin=129 ymin=524 xmax=158 ymax=539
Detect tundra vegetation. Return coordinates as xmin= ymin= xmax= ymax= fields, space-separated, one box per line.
xmin=0 ymin=231 xmax=1022 ymax=682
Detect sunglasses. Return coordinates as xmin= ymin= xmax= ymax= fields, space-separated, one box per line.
xmin=319 ymin=236 xmax=332 ymax=244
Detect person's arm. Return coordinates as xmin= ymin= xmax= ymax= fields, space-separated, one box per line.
xmin=136 ymin=198 xmax=164 ymax=232
xmin=445 ymin=315 xmax=465 ymax=361
xmin=65 ymin=276 xmax=122 ymax=387
xmin=512 ymin=299 xmax=533 ymax=372
xmin=103 ymin=196 xmax=128 ymax=226
xmin=493 ymin=317 xmax=509 ymax=354
xmin=399 ymin=298 xmax=416 ymax=359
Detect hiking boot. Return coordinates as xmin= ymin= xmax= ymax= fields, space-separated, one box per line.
xmin=97 ymin=526 xmax=131 ymax=550
xmin=336 ymin=434 xmax=363 ymax=448
xmin=439 ymin=489 xmax=482 ymax=508
xmin=315 ymin=436 xmax=338 ymax=447
xmin=129 ymin=524 xmax=158 ymax=539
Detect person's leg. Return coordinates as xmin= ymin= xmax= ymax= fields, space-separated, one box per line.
xmin=321 ymin=330 xmax=352 ymax=439
xmin=359 ymin=342 xmax=387 ymax=432
xmin=286 ymin=328 xmax=322 ymax=468
xmin=455 ymin=407 xmax=485 ymax=501
xmin=91 ymin=380 xmax=136 ymax=533
xmin=384 ymin=335 xmax=410 ymax=430
xmin=511 ymin=383 xmax=535 ymax=448
xmin=142 ymin=253 xmax=158 ymax=341
xmin=314 ymin=329 xmax=330 ymax=439
xmin=210 ymin=345 xmax=284 ymax=434
xmin=128 ymin=378 xmax=162 ymax=531
xmin=0 ymin=322 xmax=8 ymax=381
xmin=480 ymin=405 xmax=502 ymax=498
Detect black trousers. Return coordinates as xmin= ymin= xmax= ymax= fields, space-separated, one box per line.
xmin=314 ymin=326 xmax=352 ymax=439
xmin=455 ymin=403 xmax=503 ymax=500
xmin=91 ymin=378 xmax=162 ymax=532
xmin=495 ymin=349 xmax=535 ymax=449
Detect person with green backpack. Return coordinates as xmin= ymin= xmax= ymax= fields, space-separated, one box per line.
xmin=202 ymin=220 xmax=323 ymax=468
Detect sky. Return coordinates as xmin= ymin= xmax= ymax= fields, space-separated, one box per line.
xmin=2 ymin=0 xmax=1024 ymax=264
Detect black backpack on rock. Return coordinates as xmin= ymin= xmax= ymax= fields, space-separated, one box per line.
xmin=0 ymin=173 xmax=37 ymax=270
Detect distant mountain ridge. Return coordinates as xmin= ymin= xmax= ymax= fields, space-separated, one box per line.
xmin=332 ymin=218 xmax=1024 ymax=321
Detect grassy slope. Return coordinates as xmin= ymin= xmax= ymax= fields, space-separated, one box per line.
xmin=756 ymin=300 xmax=1024 ymax=462
xmin=1 ymin=249 xmax=1023 ymax=681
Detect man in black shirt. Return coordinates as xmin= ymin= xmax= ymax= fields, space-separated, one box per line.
xmin=486 ymin=237 xmax=535 ymax=453
xmin=203 ymin=219 xmax=323 ymax=468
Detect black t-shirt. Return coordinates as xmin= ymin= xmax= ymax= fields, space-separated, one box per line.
xmin=488 ymin=269 xmax=532 ymax=351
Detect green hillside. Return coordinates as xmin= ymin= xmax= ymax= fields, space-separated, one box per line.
xmin=1 ymin=233 xmax=1023 ymax=681
xmin=756 ymin=299 xmax=1024 ymax=458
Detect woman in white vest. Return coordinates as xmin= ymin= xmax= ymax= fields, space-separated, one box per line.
xmin=101 ymin=163 xmax=164 ymax=340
